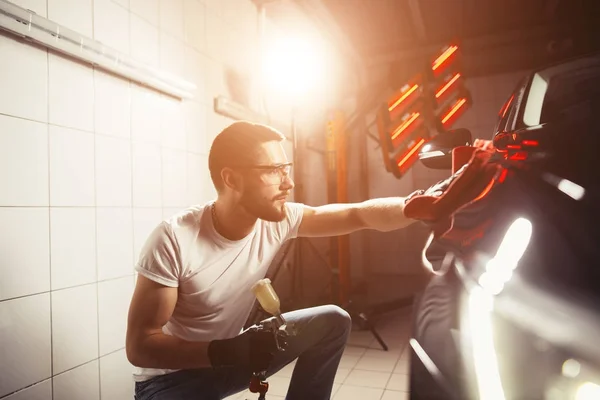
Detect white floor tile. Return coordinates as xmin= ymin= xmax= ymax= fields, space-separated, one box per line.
xmin=386 ymin=373 xmax=409 ymax=392
xmin=343 ymin=345 xmax=367 ymax=357
xmin=363 ymin=348 xmax=403 ymax=359
xmin=344 ymin=369 xmax=391 ymax=389
xmin=381 ymin=389 xmax=409 ymax=400
xmin=347 ymin=330 xmax=376 ymax=347
xmin=338 ymin=354 xmax=361 ymax=369
xmin=355 ymin=355 xmax=399 ymax=373
xmin=333 ymin=384 xmax=384 ymax=400
xmin=273 ymin=361 xmax=295 ymax=378
xmin=261 ymin=375 xmax=289 ymax=397
xmin=394 ymin=356 xmax=410 ymax=374
xmin=334 ymin=368 xmax=351 ymax=384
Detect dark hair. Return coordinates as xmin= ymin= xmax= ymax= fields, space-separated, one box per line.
xmin=208 ymin=121 xmax=286 ymax=192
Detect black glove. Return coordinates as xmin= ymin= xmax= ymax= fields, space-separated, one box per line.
xmin=207 ymin=326 xmax=279 ymax=371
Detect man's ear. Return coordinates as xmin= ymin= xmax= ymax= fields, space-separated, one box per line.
xmin=221 ymin=168 xmax=243 ymax=192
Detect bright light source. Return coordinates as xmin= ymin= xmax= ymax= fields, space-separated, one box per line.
xmin=576 ymin=382 xmax=600 ymax=400
xmin=562 ymin=359 xmax=581 ymax=378
xmin=262 ymin=35 xmax=325 ymax=99
xmin=494 ymin=218 xmax=532 ymax=266
xmin=469 ymin=286 xmax=506 ymax=400
xmin=557 ymin=179 xmax=585 ymax=200
xmin=478 ymin=218 xmax=532 ymax=295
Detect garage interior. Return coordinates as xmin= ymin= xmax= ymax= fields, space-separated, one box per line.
xmin=1 ymin=0 xmax=599 ymax=399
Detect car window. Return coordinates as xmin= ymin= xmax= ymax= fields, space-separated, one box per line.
xmin=540 ymin=66 xmax=600 ymax=124
xmin=523 ymin=55 xmax=600 ymax=127
xmin=494 ymin=78 xmax=528 ymax=135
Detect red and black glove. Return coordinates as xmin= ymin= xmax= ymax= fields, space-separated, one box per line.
xmin=208 ymin=326 xmax=279 ymax=372
xmin=403 ymin=144 xmax=500 ymax=238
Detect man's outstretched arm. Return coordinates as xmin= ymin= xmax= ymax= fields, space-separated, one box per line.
xmin=297 ymin=197 xmax=415 ymax=238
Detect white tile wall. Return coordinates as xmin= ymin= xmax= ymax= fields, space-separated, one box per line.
xmin=159 ymin=32 xmax=186 ymax=78
xmin=49 ymin=126 xmax=95 ymax=206
xmin=99 ymin=350 xmax=135 ymax=400
xmin=183 ymin=0 xmax=206 ymax=53
xmin=3 ymin=379 xmax=52 ymax=400
xmin=0 ymin=208 xmax=50 ymax=300
xmin=0 ymin=294 xmax=52 ymax=397
xmin=94 ymin=0 xmax=130 ymax=55
xmin=160 ymin=95 xmax=187 ymax=150
xmin=0 ymin=115 xmax=48 ymax=206
xmin=48 ymin=53 xmax=94 ymax=132
xmin=50 ymin=208 xmax=97 ymax=290
xmin=130 ymin=0 xmax=158 ymax=26
xmin=132 ymin=142 xmax=163 ymax=207
xmin=52 ymin=360 xmax=100 ymax=400
xmin=95 ymin=136 xmax=132 ymax=207
xmin=132 ymin=208 xmax=163 ymax=262
xmin=161 ymin=148 xmax=188 ymax=207
xmin=48 ymin=0 xmax=93 ymax=38
xmin=51 ymin=284 xmax=99 ymax=374
xmin=184 ymin=46 xmax=207 ymax=101
xmin=112 ymin=0 xmax=129 ymax=9
xmin=130 ymin=13 xmax=160 ymax=68
xmin=0 ymin=0 xmax=317 ymax=397
xmin=11 ymin=0 xmax=47 ymax=17
xmin=0 ymin=34 xmax=48 ymax=122
xmin=159 ymin=0 xmax=184 ymax=41
xmin=131 ymin=84 xmax=162 ymax=144
xmin=98 ymin=277 xmax=133 ymax=356
xmin=94 ymin=70 xmax=131 ymax=139
xmin=183 ymin=100 xmax=207 ymax=154
xmin=187 ymin=152 xmax=208 ymax=205
xmin=96 ymin=208 xmax=134 ymax=281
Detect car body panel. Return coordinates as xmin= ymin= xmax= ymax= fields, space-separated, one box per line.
xmin=409 ymin=52 xmax=600 ymax=399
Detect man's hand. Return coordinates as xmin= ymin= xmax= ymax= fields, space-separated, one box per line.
xmin=208 ymin=327 xmax=279 ymax=371
xmin=403 ymin=146 xmax=500 ymax=237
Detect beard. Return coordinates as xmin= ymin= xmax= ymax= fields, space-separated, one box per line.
xmin=240 ymin=188 xmax=287 ymax=222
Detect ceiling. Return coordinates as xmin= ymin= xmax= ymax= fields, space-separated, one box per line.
xmin=315 ymin=0 xmax=600 ymax=77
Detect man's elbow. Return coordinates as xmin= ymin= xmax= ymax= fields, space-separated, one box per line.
xmin=126 ymin=334 xmax=144 ymax=367
xmin=349 ymin=207 xmax=369 ymax=231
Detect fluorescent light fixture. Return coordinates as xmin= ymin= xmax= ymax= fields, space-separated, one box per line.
xmin=0 ymin=0 xmax=196 ymax=100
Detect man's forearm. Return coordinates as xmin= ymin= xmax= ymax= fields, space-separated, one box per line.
xmin=356 ymin=197 xmax=415 ymax=232
xmin=127 ymin=333 xmax=211 ymax=370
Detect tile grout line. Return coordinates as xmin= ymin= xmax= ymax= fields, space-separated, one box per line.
xmin=45 ymin=12 xmax=54 ymax=396
xmin=0 ymin=274 xmax=136 ymax=304
xmin=91 ymin=0 xmax=102 ymax=393
xmin=0 ymin=346 xmax=128 ymax=400
xmin=128 ymin=1 xmax=137 ymax=294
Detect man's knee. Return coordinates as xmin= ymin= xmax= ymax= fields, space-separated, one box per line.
xmin=316 ymin=305 xmax=352 ymax=337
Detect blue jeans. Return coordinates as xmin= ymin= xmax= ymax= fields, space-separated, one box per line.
xmin=134 ymin=305 xmax=352 ymax=400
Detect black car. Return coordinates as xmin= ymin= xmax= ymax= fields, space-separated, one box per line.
xmin=408 ymin=52 xmax=600 ymax=400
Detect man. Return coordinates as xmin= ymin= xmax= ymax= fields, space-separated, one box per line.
xmin=126 ymin=121 xmax=418 ymax=400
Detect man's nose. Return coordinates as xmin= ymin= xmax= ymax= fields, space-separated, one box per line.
xmin=280 ymin=174 xmax=294 ymax=190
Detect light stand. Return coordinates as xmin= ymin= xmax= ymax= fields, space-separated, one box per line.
xmin=269 ymin=110 xmax=395 ymax=352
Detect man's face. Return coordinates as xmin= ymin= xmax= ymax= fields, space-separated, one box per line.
xmin=239 ymin=141 xmax=295 ymax=222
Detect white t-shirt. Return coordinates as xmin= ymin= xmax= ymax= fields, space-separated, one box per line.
xmin=132 ymin=201 xmax=304 ymax=382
